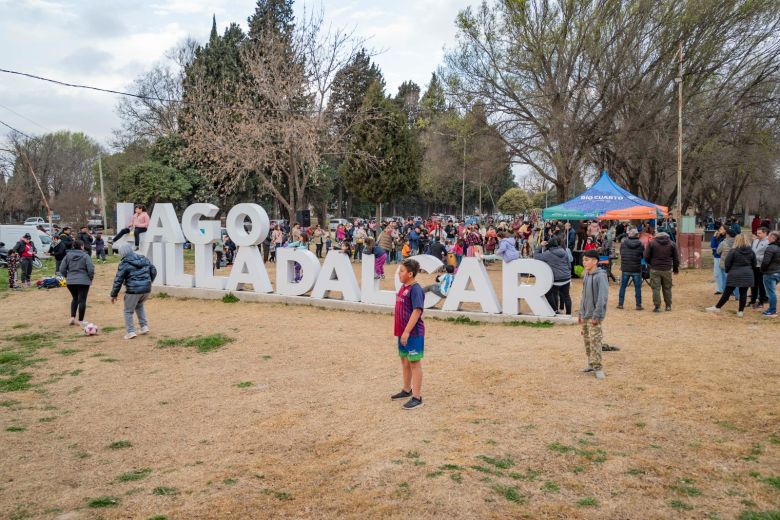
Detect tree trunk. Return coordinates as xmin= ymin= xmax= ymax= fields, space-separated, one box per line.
xmin=346 ymin=195 xmax=353 ymax=218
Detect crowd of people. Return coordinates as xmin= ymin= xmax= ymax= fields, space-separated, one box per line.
xmin=3 ymin=208 xmax=778 ymax=358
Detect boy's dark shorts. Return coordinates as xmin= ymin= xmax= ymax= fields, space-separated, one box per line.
xmin=397 ymin=336 xmax=424 ymax=362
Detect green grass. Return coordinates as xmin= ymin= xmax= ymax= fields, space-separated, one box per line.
xmin=235 ymin=381 xmax=253 ymax=388
xmin=670 ymin=500 xmax=694 ymax=511
xmin=541 ymin=481 xmax=560 ymax=493
xmin=671 ymin=478 xmax=702 ymax=497
xmin=152 ymin=486 xmax=179 ymax=496
xmin=102 ymin=326 xmax=121 ymax=333
xmin=738 ymin=511 xmax=780 ymax=520
xmin=118 ymin=468 xmax=152 ymax=482
xmin=11 ymin=323 xmax=29 ymax=329
xmin=223 ymin=478 xmax=238 ymax=485
xmin=87 ymin=496 xmax=120 ymax=508
xmin=492 ymin=483 xmax=524 ymax=503
xmin=156 ymin=292 xmax=170 ymax=299
xmin=5 ymin=425 xmax=25 ymax=432
xmin=57 ymin=348 xmax=81 ymax=356
xmin=627 ymin=468 xmax=646 ymax=476
xmin=477 ymin=455 xmax=514 ymax=469
xmin=0 ymin=399 xmax=20 ymax=407
xmin=509 ymin=469 xmax=541 ymax=481
xmin=222 ymin=293 xmax=240 ymax=303
xmin=157 ymin=334 xmax=234 ymax=353
xmin=577 ymin=497 xmax=599 ymax=507
xmin=744 ymin=443 xmax=764 ymax=461
xmin=0 ymin=373 xmax=33 ymax=392
xmin=450 ymin=473 xmax=463 ymax=483
xmin=503 ymin=320 xmax=554 ymax=328
xmin=108 ymin=440 xmax=133 ymax=450
xmin=147 ymin=516 xmax=168 ymax=520
xmin=471 ymin=465 xmax=504 ymax=477
xmin=547 ymin=442 xmax=574 ymax=453
xmin=440 ymin=464 xmax=464 ymax=471
xmin=426 ymin=470 xmax=444 ymax=478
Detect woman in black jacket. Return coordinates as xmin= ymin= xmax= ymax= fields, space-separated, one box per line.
xmin=706 ymin=233 xmax=755 ymax=316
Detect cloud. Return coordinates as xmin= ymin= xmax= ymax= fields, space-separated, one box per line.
xmin=60 ymin=47 xmax=114 ymax=74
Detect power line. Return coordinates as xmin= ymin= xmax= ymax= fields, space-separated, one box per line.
xmin=0 ymin=102 xmax=50 ymax=131
xmin=0 ymin=118 xmax=33 ymax=140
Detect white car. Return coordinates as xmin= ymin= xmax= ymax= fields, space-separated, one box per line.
xmin=24 ymin=217 xmax=46 ymax=226
xmin=329 ymin=218 xmax=349 ymax=232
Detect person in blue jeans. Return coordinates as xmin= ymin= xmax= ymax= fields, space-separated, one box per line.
xmin=760 ymin=230 xmax=780 ymax=318
xmin=616 ymin=229 xmax=644 ymax=310
xmin=711 ymin=227 xmax=725 ymax=294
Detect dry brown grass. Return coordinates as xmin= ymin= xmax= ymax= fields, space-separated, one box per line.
xmin=0 ymin=258 xmax=778 ymax=520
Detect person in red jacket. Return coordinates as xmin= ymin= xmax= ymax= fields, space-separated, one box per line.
xmin=113 ymin=205 xmax=150 ymax=250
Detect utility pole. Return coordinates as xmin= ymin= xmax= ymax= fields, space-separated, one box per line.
xmin=98 ymin=154 xmax=108 ymax=230
xmin=675 ymin=40 xmax=684 ymax=224
xmin=20 ymin=150 xmax=52 ymax=229
xmin=461 ymin=137 xmax=466 ymax=220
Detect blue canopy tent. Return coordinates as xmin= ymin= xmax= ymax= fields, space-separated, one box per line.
xmin=541 ymin=171 xmax=668 ymax=220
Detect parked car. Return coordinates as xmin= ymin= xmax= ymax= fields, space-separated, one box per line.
xmin=0 ymin=225 xmax=47 ymax=257
xmin=328 ymin=218 xmax=349 ymax=232
xmin=23 ymin=217 xmax=46 ymax=226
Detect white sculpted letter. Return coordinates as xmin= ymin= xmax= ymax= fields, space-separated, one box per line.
xmin=144 ymin=203 xmax=184 ymax=243
xmin=394 ymin=254 xmax=444 ymax=309
xmin=442 ymin=257 xmax=501 ymax=313
xmin=275 ymin=248 xmax=321 ymax=296
xmin=311 ymin=250 xmax=361 ymax=301
xmin=502 ymin=259 xmax=555 ymax=317
xmin=360 ymin=254 xmax=395 ymax=306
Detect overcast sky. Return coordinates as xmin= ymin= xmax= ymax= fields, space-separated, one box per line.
xmin=0 ymin=0 xmax=472 ymax=147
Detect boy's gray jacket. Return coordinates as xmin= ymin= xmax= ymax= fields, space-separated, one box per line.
xmin=579 ymin=268 xmax=609 ymax=320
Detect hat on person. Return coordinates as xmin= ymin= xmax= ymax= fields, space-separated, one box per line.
xmin=118 ymin=244 xmax=134 ymax=258
xmin=23 ymin=233 xmax=31 ymax=239
xmin=583 ymin=250 xmax=600 ymax=259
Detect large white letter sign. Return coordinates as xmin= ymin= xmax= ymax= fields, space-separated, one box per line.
xmin=182 ymin=203 xmax=220 ymax=244
xmin=144 ymin=203 xmax=184 ymax=243
xmin=226 ymin=203 xmax=270 ymax=246
xmin=311 ymin=250 xmax=361 ymax=302
xmin=115 ymin=203 xmax=135 ymax=246
xmin=276 ymin=248 xmax=321 ymax=296
xmin=139 ymin=241 xmax=167 ymax=286
xmin=502 ymin=259 xmax=555 ymax=317
xmin=360 ymin=254 xmax=395 ymax=306
xmin=226 ymin=246 xmax=273 ymax=293
xmin=193 ymin=243 xmax=227 ymax=290
xmin=164 ymin=242 xmax=193 ymax=288
xmin=394 ymin=255 xmax=444 ymax=309
xmin=442 ymin=257 xmax=501 ymax=314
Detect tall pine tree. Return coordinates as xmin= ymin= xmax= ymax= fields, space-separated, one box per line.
xmin=339 ymin=81 xmax=421 ymax=220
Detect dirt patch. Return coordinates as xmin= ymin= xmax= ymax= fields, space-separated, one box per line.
xmin=0 ymin=257 xmax=778 ymax=519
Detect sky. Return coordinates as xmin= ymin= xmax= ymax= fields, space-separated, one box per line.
xmin=0 ymin=0 xmax=473 ymax=147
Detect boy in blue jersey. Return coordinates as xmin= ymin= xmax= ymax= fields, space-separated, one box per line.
xmin=391 ymin=258 xmax=426 ymax=410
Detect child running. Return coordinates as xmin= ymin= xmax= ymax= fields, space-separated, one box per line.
xmin=391 ymin=258 xmax=426 ymax=410
xmin=579 ymin=250 xmax=609 ymax=380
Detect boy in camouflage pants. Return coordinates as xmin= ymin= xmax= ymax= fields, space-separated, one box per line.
xmin=579 ymin=250 xmax=609 ymax=380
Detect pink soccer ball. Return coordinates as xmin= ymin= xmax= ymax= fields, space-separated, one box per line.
xmin=84 ymin=323 xmax=98 ymax=336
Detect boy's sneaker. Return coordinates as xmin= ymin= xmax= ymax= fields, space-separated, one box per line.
xmin=601 ymin=344 xmax=620 ymax=352
xmin=665 ymin=306 xmax=672 ymax=312
xmin=581 ymin=366 xmax=594 ymax=373
xmin=391 ymin=389 xmax=413 ymax=400
xmin=636 ymin=305 xmax=644 ymax=310
xmin=139 ymin=326 xmax=150 ymax=335
xmin=402 ymin=397 xmax=423 ymax=410
xmin=705 ymin=306 xmax=721 ymax=313
xmin=616 ymin=304 xmax=624 ymax=309
xmin=653 ymin=306 xmax=661 ymax=313
xmin=594 ymin=370 xmax=605 ymax=380
xmin=762 ymin=310 xmax=777 ymax=318
xmin=736 ymin=311 xmax=744 ymax=318
xmin=124 ymin=332 xmax=137 ymax=340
